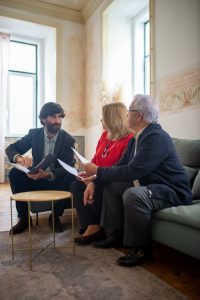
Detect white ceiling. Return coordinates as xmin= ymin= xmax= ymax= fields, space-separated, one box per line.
xmin=107 ymin=0 xmax=149 ymax=20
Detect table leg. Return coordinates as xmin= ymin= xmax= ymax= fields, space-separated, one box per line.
xmin=10 ymin=198 xmax=14 ymax=260
xmin=71 ymin=194 xmax=75 ymax=256
xmin=52 ymin=201 xmax=55 ymax=247
xmin=28 ymin=201 xmax=32 ymax=271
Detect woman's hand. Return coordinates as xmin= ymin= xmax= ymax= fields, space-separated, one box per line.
xmin=81 ymin=175 xmax=97 ymax=185
xmin=76 ymin=171 xmax=87 ymax=182
xmin=80 ymin=162 xmax=98 ymax=176
xmin=83 ymin=182 xmax=95 ymax=206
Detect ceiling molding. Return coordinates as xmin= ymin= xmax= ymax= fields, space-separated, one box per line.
xmin=0 ymin=0 xmax=84 ymax=23
xmin=81 ymin=0 xmax=102 ymax=21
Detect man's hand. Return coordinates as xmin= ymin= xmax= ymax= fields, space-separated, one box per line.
xmin=27 ymin=169 xmax=51 ymax=180
xmin=83 ymin=182 xmax=95 ymax=206
xmin=16 ymin=155 xmax=32 ymax=168
xmin=80 ymin=162 xmax=98 ymax=177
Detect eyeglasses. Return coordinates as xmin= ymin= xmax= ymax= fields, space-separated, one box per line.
xmin=127 ymin=109 xmax=140 ymax=112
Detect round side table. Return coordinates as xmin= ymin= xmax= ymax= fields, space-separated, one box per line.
xmin=10 ymin=190 xmax=75 ymax=270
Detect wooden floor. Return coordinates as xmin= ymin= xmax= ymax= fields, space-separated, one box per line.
xmin=0 ymin=183 xmax=200 ymax=299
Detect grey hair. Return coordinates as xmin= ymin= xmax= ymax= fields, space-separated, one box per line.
xmin=129 ymin=94 xmax=159 ymax=123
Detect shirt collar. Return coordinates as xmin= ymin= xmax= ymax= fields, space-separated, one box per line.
xmin=135 ymin=126 xmax=148 ymax=140
xmin=44 ymin=128 xmax=59 ymax=143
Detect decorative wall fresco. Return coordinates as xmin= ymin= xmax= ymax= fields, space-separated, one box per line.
xmin=157 ymin=64 xmax=200 ymax=113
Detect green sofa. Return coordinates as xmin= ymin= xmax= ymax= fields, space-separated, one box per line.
xmin=152 ymin=138 xmax=200 ymax=260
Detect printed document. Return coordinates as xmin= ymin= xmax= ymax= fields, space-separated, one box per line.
xmin=10 ymin=154 xmax=55 ymax=175
xmin=71 ymin=148 xmax=89 ymax=163
xmin=57 ymin=159 xmax=79 ymax=176
xmin=10 ymin=163 xmax=30 ymax=174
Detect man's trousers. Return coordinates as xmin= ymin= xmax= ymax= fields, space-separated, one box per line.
xmin=9 ymin=168 xmax=73 ymax=218
xmin=100 ymin=182 xmax=179 ymax=247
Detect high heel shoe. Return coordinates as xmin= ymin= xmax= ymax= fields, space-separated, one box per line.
xmin=74 ymin=228 xmax=105 ymax=245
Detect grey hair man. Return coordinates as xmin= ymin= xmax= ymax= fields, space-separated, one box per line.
xmin=82 ymin=94 xmax=192 ymax=267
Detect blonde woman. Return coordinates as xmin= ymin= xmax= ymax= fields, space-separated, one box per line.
xmin=70 ymin=102 xmax=133 ymax=245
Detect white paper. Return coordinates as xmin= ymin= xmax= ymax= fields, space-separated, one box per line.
xmin=10 ymin=163 xmax=30 ymax=174
xmin=71 ymin=148 xmax=89 ymax=163
xmin=57 ymin=159 xmax=79 ymax=176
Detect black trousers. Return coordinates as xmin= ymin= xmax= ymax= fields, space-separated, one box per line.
xmin=101 ymin=182 xmax=179 ymax=247
xmin=70 ymin=180 xmax=103 ymax=228
xmin=9 ymin=168 xmax=74 ymax=218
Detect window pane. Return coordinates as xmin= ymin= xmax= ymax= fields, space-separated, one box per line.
xmin=144 ymin=22 xmax=150 ymax=56
xmin=8 ymin=73 xmax=36 ymax=135
xmin=9 ymin=42 xmax=36 ymax=73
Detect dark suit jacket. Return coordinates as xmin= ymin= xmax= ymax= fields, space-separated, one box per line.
xmin=6 ymin=128 xmax=75 ymax=179
xmin=97 ymin=123 xmax=192 ymax=205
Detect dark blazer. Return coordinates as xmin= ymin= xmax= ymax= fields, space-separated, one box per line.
xmin=6 ymin=128 xmax=75 ymax=179
xmin=97 ymin=123 xmax=192 ymax=205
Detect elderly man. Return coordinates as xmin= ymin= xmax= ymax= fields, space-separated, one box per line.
xmin=6 ymin=102 xmax=75 ymax=234
xmin=82 ymin=94 xmax=192 ymax=267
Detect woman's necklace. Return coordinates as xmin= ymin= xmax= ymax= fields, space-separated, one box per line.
xmin=101 ymin=140 xmax=117 ymax=158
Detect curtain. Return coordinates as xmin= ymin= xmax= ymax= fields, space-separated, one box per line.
xmin=0 ymin=33 xmax=10 ymax=183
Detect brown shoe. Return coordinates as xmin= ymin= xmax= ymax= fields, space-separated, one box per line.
xmin=9 ymin=218 xmax=32 ymax=235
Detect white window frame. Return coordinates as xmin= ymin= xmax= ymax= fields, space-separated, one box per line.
xmin=6 ymin=37 xmax=44 ymax=137
xmin=144 ymin=20 xmax=150 ymax=94
xmin=132 ymin=6 xmax=149 ymax=95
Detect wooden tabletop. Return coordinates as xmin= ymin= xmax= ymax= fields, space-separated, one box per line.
xmin=10 ymin=190 xmax=72 ymax=202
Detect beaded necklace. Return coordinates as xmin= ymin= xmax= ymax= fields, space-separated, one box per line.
xmin=101 ymin=140 xmax=117 ymax=158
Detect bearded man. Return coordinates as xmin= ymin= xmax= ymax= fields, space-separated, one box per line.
xmin=6 ymin=102 xmax=75 ymax=234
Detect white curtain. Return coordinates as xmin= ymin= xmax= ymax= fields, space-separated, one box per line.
xmin=0 ymin=33 xmax=10 ymax=183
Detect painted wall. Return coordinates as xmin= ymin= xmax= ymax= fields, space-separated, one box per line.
xmin=84 ymin=1 xmax=110 ymax=159
xmin=155 ymin=0 xmax=200 ymax=139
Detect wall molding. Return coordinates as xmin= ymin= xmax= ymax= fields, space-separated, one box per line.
xmin=0 ymin=0 xmax=103 ymax=23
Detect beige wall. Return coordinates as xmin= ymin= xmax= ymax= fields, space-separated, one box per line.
xmin=84 ymin=0 xmax=111 ymax=159
xmin=155 ymin=0 xmax=200 ymax=139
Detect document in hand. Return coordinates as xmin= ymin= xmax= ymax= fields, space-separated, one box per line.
xmin=71 ymin=148 xmax=89 ymax=163
xmin=10 ymin=163 xmax=30 ymax=174
xmin=10 ymin=154 xmax=56 ymax=175
xmin=57 ymin=159 xmax=79 ymax=176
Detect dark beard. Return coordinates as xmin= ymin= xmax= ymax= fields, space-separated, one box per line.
xmin=45 ymin=123 xmax=61 ymax=134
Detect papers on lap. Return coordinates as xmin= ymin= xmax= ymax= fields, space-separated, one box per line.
xmin=10 ymin=154 xmax=56 ymax=174
xmin=10 ymin=163 xmax=30 ymax=174
xmin=71 ymin=148 xmax=89 ymax=163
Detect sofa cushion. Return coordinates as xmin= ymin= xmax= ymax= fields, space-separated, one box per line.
xmin=183 ymin=166 xmax=198 ymax=186
xmin=173 ymin=138 xmax=200 ymax=168
xmin=192 ymin=170 xmax=200 ymax=200
xmin=153 ymin=201 xmax=200 ymax=230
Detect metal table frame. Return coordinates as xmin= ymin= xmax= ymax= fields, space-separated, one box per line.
xmin=10 ymin=191 xmax=75 ymax=270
